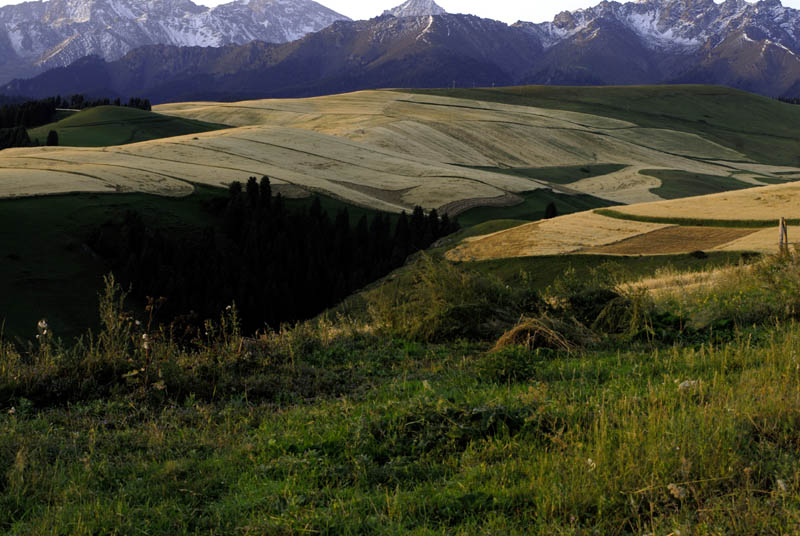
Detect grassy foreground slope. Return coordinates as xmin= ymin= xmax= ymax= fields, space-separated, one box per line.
xmin=4 ymin=250 xmax=800 ymax=533
xmin=28 ymin=106 xmax=227 ymax=147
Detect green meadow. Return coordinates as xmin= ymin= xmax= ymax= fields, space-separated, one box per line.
xmin=4 ymin=248 xmax=800 ymax=533
xmin=28 ymin=106 xmax=227 ymax=147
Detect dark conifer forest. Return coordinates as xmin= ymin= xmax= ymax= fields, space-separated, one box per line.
xmin=90 ymin=177 xmax=458 ymax=334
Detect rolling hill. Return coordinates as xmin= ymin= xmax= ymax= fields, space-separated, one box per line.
xmin=27 ymin=106 xmax=228 ymax=147
xmin=1 ymin=86 xmax=797 ymax=217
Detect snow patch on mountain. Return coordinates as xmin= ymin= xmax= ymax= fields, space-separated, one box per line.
xmin=519 ymin=0 xmax=800 ymax=55
xmin=384 ymin=0 xmax=446 ymax=19
xmin=0 ymin=0 xmax=350 ymax=82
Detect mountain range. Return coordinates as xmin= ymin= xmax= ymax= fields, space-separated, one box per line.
xmin=5 ymin=0 xmax=800 ymax=101
xmin=0 ymin=0 xmax=349 ymax=85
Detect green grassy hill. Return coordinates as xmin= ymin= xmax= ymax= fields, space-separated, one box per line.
xmin=28 ymin=106 xmax=227 ymax=147
xmin=409 ymin=85 xmax=800 ymax=166
xmin=5 ymin=248 xmax=800 ymax=533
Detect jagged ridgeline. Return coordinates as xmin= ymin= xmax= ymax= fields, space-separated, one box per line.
xmin=89 ymin=177 xmax=458 ymax=334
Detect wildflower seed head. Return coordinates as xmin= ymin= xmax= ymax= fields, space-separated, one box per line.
xmin=667 ymin=483 xmax=687 ymax=500
xmin=678 ymin=380 xmax=699 ymax=392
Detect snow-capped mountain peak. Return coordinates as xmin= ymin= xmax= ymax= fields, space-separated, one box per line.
xmin=520 ymin=0 xmax=798 ymax=53
xmin=383 ymin=0 xmax=447 ymax=19
xmin=0 ymin=0 xmax=350 ymax=83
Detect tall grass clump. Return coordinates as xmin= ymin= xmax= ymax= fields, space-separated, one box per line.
xmin=659 ymin=252 xmax=800 ymax=331
xmin=0 ymin=274 xmax=399 ymax=408
xmin=367 ymin=254 xmax=544 ymax=342
xmin=491 ymin=263 xmax=685 ymax=354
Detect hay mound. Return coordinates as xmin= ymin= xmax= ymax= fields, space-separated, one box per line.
xmin=492 ymin=315 xmax=595 ymax=353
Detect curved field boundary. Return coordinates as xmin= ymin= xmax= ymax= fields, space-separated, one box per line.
xmin=595 ymin=208 xmax=794 ymax=228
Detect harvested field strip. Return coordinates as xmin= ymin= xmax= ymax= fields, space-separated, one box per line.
xmin=0 ymin=166 xmax=108 ymax=182
xmin=595 ymin=208 xmax=796 ymax=228
xmin=10 ymin=156 xmax=198 ymax=184
xmin=585 ymin=226 xmax=759 ymax=255
xmin=111 ymin=147 xmax=284 ymax=177
xmin=394 ymin=98 xmax=636 ymax=130
xmin=711 ymin=226 xmax=800 ymax=253
xmin=221 ymin=135 xmax=448 ymax=176
xmin=446 ymin=211 xmax=671 ymax=261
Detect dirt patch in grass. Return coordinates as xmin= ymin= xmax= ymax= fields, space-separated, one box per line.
xmin=586 ymin=226 xmax=759 ymax=255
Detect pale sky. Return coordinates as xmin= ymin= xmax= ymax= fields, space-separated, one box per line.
xmin=0 ymin=0 xmax=799 ymax=25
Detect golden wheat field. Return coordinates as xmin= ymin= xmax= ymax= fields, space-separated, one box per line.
xmin=1 ymin=90 xmax=793 ymax=214
xmin=446 ymin=208 xmax=796 ymax=260
xmin=446 ymin=212 xmax=673 ymax=261
xmin=612 ymin=182 xmax=800 ymax=221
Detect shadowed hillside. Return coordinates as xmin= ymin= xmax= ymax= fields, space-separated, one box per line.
xmin=28 ymin=106 xmax=227 ymax=147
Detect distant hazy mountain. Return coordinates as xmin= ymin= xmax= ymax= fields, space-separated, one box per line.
xmin=7 ymin=0 xmax=800 ymax=101
xmin=0 ymin=0 xmax=349 ymax=85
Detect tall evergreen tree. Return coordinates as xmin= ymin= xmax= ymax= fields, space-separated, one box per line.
xmin=246 ymin=176 xmax=260 ymax=210
xmin=259 ymin=176 xmax=272 ymax=211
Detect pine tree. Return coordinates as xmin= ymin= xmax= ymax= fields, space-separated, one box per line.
xmin=259 ymin=176 xmax=272 ymax=210
xmin=46 ymin=130 xmax=59 ymax=146
xmin=224 ymin=181 xmax=245 ymax=239
xmin=246 ymin=176 xmax=260 ymax=210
